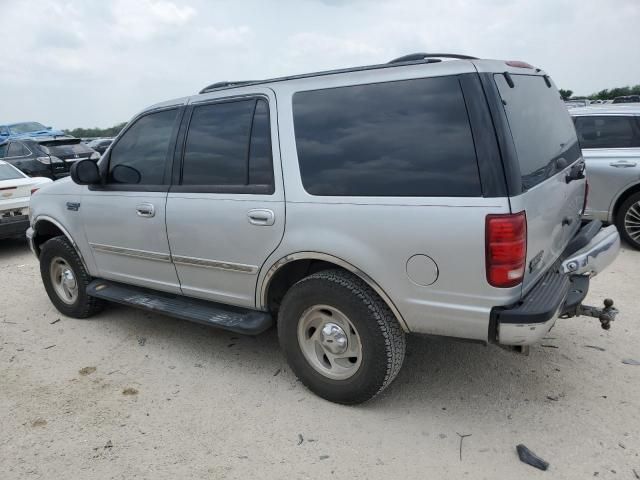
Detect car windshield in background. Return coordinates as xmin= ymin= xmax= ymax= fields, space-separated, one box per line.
xmin=9 ymin=122 xmax=47 ymax=134
xmin=0 ymin=163 xmax=24 ymax=180
xmin=495 ymin=74 xmax=581 ymax=191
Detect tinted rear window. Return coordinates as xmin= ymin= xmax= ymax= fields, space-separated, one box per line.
xmin=42 ymin=142 xmax=92 ymax=157
xmin=293 ymin=76 xmax=481 ymax=197
xmin=574 ymin=116 xmax=640 ymax=149
xmin=495 ymin=74 xmax=581 ymax=190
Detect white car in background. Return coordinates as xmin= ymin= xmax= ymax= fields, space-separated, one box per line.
xmin=0 ymin=160 xmax=51 ymax=240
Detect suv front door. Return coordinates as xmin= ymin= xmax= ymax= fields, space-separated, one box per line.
xmin=165 ymin=90 xmax=284 ymax=308
xmin=81 ymin=107 xmax=183 ymax=293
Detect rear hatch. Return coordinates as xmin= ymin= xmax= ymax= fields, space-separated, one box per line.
xmin=493 ymin=73 xmax=586 ymax=294
xmin=38 ymin=138 xmax=96 ymax=164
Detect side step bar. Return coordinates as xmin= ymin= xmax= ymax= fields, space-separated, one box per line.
xmin=87 ymin=280 xmax=273 ymax=335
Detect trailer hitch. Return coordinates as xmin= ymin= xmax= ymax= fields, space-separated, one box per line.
xmin=575 ymin=298 xmax=618 ymax=330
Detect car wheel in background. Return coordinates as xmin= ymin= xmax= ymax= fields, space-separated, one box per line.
xmin=616 ymin=192 xmax=640 ymax=250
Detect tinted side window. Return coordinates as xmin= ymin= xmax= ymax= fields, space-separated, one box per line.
xmin=293 ymin=76 xmax=480 ymax=197
xmin=494 ymin=74 xmax=581 ymax=191
xmin=0 ymin=144 xmax=6 ymax=157
xmin=181 ymin=98 xmax=274 ymax=192
xmin=108 ymin=109 xmax=178 ymax=185
xmin=7 ymin=142 xmax=28 ymax=157
xmin=574 ymin=116 xmax=640 ymax=149
xmin=182 ymin=100 xmax=254 ymax=186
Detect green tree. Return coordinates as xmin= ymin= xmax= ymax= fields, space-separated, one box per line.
xmin=64 ymin=122 xmax=127 ymax=138
xmin=559 ymin=89 xmax=573 ymax=100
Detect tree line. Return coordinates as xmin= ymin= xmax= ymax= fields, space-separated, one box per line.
xmin=64 ymin=122 xmax=127 ymax=138
xmin=559 ymin=84 xmax=640 ymax=101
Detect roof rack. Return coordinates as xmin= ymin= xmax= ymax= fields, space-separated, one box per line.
xmin=388 ymin=53 xmax=478 ymax=64
xmin=197 ymin=53 xmax=479 ymax=94
xmin=199 ymin=81 xmax=259 ymax=94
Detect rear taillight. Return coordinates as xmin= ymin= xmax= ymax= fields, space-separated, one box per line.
xmin=486 ymin=212 xmax=527 ymax=288
xmin=31 ymin=188 xmax=39 ymax=195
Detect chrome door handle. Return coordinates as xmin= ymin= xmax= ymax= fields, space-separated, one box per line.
xmin=247 ymin=208 xmax=275 ymax=226
xmin=610 ymin=160 xmax=637 ymax=168
xmin=136 ymin=203 xmax=155 ymax=218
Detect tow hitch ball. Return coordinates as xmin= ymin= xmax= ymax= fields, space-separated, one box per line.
xmin=576 ymin=298 xmax=618 ymax=330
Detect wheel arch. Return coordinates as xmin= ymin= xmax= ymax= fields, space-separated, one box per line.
xmin=259 ymin=252 xmax=409 ymax=332
xmin=31 ymin=216 xmax=89 ymax=271
xmin=610 ymin=181 xmax=640 ymax=223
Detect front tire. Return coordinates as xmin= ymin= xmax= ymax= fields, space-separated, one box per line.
xmin=616 ymin=192 xmax=640 ymax=250
xmin=39 ymin=236 xmax=103 ymax=318
xmin=278 ymin=269 xmax=406 ymax=404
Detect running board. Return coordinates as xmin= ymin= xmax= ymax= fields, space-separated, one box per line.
xmin=86 ymin=280 xmax=273 ymax=335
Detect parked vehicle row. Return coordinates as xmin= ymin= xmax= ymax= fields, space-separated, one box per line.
xmin=26 ymin=54 xmax=620 ymax=404
xmin=0 ymin=137 xmax=99 ymax=180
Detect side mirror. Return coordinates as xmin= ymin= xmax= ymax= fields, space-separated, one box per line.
xmin=70 ymin=159 xmax=101 ymax=185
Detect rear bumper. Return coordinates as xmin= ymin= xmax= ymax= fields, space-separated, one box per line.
xmin=492 ymin=222 xmax=620 ymax=346
xmin=0 ymin=215 xmax=30 ymax=239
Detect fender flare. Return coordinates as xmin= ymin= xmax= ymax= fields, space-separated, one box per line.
xmin=258 ymin=251 xmax=409 ymax=332
xmin=32 ymin=215 xmax=89 ymax=271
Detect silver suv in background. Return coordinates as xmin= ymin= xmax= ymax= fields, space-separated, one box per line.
xmin=571 ymin=105 xmax=640 ymax=249
xmin=27 ymin=54 xmax=620 ymax=404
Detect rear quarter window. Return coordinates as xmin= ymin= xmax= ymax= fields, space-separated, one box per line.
xmin=495 ymin=74 xmax=581 ymax=191
xmin=292 ymin=76 xmax=481 ymax=197
xmin=574 ymin=115 xmax=640 ymax=149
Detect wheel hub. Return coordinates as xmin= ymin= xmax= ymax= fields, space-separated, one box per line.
xmin=62 ymin=269 xmax=76 ymax=290
xmin=297 ymin=305 xmax=362 ymax=380
xmin=320 ymin=322 xmax=348 ymax=355
xmin=50 ymin=257 xmax=79 ymax=305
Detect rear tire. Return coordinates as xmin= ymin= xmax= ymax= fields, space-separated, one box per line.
xmin=39 ymin=236 xmax=103 ymax=318
xmin=278 ymin=269 xmax=406 ymax=404
xmin=616 ymin=192 xmax=640 ymax=250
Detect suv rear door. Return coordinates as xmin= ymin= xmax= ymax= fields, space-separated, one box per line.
xmin=490 ymin=73 xmax=586 ymax=293
xmin=165 ymin=88 xmax=284 ymax=308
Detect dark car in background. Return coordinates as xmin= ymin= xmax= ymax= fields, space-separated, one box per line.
xmin=612 ymin=95 xmax=640 ymax=104
xmin=87 ymin=138 xmax=113 ymax=155
xmin=0 ymin=137 xmax=99 ymax=179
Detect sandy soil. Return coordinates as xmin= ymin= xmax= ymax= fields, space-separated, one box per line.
xmin=1 ymin=237 xmax=639 ymax=479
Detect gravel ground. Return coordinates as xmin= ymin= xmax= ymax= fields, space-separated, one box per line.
xmin=1 ymin=237 xmax=639 ymax=479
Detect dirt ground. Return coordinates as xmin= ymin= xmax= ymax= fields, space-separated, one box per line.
xmin=1 ymin=237 xmax=639 ymax=479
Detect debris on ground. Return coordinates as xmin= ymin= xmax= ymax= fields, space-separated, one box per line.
xmin=456 ymin=433 xmax=472 ymax=461
xmin=622 ymin=358 xmax=640 ymax=365
xmin=79 ymin=366 xmax=96 ymax=376
xmin=137 ymin=336 xmax=147 ymax=346
xmin=546 ymin=395 xmax=559 ymax=401
xmin=516 ymin=444 xmax=549 ymax=471
xmin=122 ymin=388 xmax=139 ymax=396
xmin=633 ymin=468 xmax=639 ymax=479
xmin=31 ymin=418 xmax=47 ymax=428
xmin=297 ymin=434 xmax=304 ymax=445
xmin=319 ymin=455 xmax=329 ymax=460
xmin=584 ymin=345 xmax=606 ymax=351
xmin=273 ymin=368 xmax=281 ymax=377
xmin=540 ymin=344 xmax=558 ymax=349
xmin=49 ymin=318 xmax=60 ymax=325
xmin=43 ymin=344 xmax=56 ymax=350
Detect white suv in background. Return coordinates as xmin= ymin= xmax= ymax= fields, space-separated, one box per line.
xmin=571 ymin=105 xmax=640 ymax=249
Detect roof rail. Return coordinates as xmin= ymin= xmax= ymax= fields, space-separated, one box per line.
xmin=199 ymin=80 xmax=259 ymax=94
xmin=388 ymin=53 xmax=478 ymax=64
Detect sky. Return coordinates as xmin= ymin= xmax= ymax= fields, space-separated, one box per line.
xmin=1 ymin=0 xmax=639 ymax=129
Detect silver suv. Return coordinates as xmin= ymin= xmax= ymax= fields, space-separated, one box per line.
xmin=27 ymin=54 xmax=621 ymax=404
xmin=571 ymin=104 xmax=640 ymax=249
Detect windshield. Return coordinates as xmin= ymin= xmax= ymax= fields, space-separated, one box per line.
xmin=0 ymin=163 xmax=25 ymax=180
xmin=9 ymin=122 xmax=47 ymax=134
xmin=495 ymin=74 xmax=581 ymax=191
